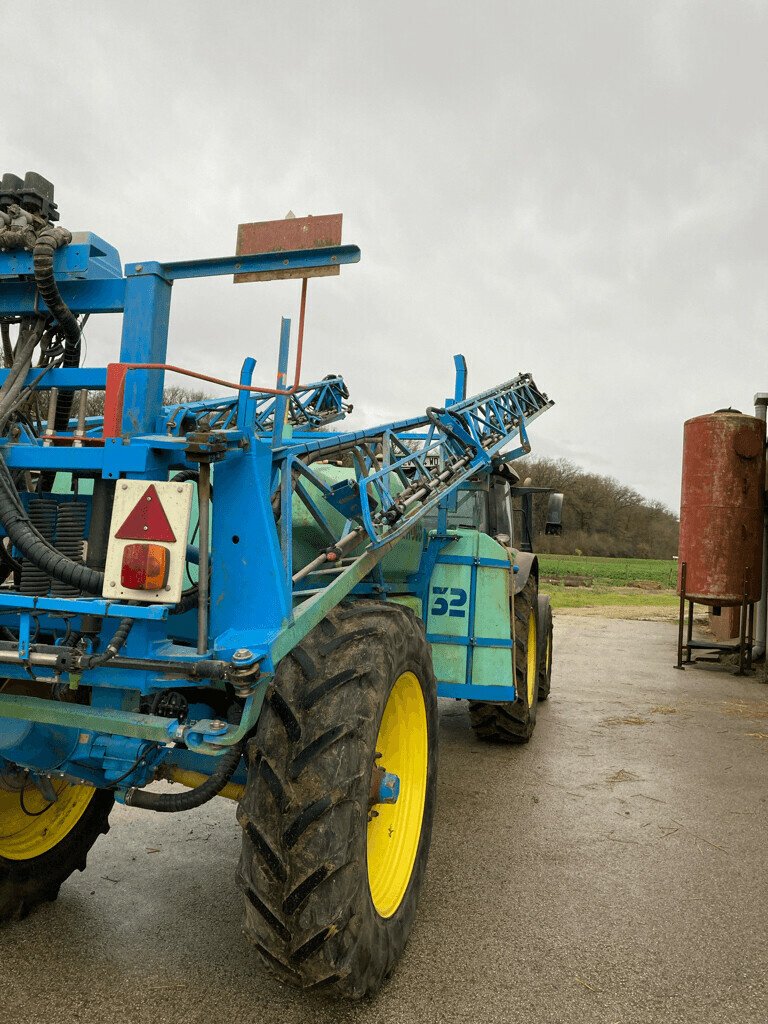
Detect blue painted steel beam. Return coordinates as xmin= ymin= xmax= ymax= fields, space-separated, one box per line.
xmin=0 ymin=368 xmax=108 ymax=390
xmin=0 ymin=278 xmax=126 ymax=315
xmin=119 ymin=272 xmax=173 ymax=435
xmin=452 ymin=353 xmax=467 ymax=404
xmin=427 ymin=633 xmax=514 ymax=649
xmin=127 ymin=244 xmax=361 ymax=282
xmin=0 ymin=439 xmax=165 ymax=475
xmin=437 ymin=682 xmax=517 ymax=701
xmin=0 ymin=593 xmax=169 ymax=619
xmin=0 ymin=233 xmax=122 ymax=280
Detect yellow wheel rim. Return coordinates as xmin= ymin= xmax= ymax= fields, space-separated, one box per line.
xmin=367 ymin=671 xmax=428 ymax=919
xmin=526 ymin=611 xmax=537 ymax=706
xmin=0 ymin=779 xmax=96 ymax=861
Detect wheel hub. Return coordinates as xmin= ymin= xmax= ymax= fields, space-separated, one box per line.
xmin=369 ymin=760 xmax=401 ymax=810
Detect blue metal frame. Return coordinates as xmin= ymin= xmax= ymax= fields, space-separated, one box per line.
xmin=0 ymin=229 xmax=551 ymax=797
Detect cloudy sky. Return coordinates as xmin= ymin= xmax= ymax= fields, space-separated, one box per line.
xmin=4 ymin=1 xmax=765 ymax=510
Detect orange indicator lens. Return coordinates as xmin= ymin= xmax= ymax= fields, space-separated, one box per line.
xmin=120 ymin=543 xmax=170 ymax=591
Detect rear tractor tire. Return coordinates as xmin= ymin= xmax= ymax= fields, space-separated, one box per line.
xmin=469 ymin=574 xmax=539 ymax=743
xmin=237 ymin=601 xmax=438 ymax=999
xmin=537 ymin=593 xmax=553 ymax=701
xmin=0 ymin=774 xmax=113 ymax=922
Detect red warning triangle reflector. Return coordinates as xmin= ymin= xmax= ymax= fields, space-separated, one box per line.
xmin=115 ymin=485 xmax=176 ymax=543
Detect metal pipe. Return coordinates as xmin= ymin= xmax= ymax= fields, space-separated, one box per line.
xmin=292 ymin=526 xmax=366 ymax=583
xmin=675 ymin=561 xmax=687 ymax=670
xmin=43 ymin=387 xmax=58 ymax=444
xmin=738 ymin=568 xmax=749 ymax=675
xmin=272 ymin=317 xmax=292 ymax=448
xmin=753 ymin=393 xmax=768 ymax=658
xmin=196 ymin=463 xmax=211 ymax=655
xmin=0 ymin=649 xmax=59 ymax=667
xmin=73 ymin=389 xmax=88 ymax=447
xmin=0 ymin=644 xmax=230 ymax=679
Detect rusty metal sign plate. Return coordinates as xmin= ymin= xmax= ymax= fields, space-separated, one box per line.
xmin=235 ymin=213 xmax=343 ymax=282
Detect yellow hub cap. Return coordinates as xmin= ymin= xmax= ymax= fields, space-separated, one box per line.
xmin=526 ymin=611 xmax=537 ymax=706
xmin=367 ymin=671 xmax=428 ymax=919
xmin=0 ymin=779 xmax=96 ymax=861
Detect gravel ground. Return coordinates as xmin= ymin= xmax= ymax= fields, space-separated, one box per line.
xmin=1 ymin=615 xmax=766 ymax=1024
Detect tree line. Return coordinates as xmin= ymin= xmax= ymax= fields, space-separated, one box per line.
xmin=513 ymin=457 xmax=679 ymax=559
xmin=85 ymin=386 xmax=207 ymax=418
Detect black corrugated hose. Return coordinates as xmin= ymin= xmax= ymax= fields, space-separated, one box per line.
xmin=32 ymin=225 xmax=81 ymax=432
xmin=78 ymin=617 xmax=133 ymax=669
xmin=0 ymin=222 xmax=92 ymax=584
xmin=0 ymin=227 xmax=103 ymax=594
xmin=0 ymin=454 xmax=104 ymax=593
xmin=169 ymin=470 xmax=202 ymax=615
xmin=124 ymin=741 xmax=244 ymax=812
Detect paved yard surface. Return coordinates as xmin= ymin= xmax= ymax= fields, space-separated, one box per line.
xmin=2 ymin=616 xmax=767 ymax=1024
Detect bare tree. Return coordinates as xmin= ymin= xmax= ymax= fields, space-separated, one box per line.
xmin=514 ymin=457 xmax=678 ymax=559
xmin=86 ymin=386 xmax=208 ymax=418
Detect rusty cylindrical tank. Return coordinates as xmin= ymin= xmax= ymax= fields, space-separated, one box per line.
xmin=678 ymin=410 xmax=766 ymax=604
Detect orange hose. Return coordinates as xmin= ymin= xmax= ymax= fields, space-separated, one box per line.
xmin=119 ymin=277 xmax=309 ymax=397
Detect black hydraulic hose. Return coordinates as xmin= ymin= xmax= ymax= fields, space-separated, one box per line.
xmin=32 ymin=226 xmax=81 ymax=432
xmin=78 ymin=617 xmax=133 ymax=669
xmin=0 ymin=454 xmax=104 ymax=594
xmin=168 ymin=471 xmax=205 ymax=614
xmin=124 ymin=741 xmax=244 ymax=812
xmin=32 ymin=227 xmax=79 ymax=353
xmin=172 ymin=586 xmax=199 ymax=615
xmin=1 ymin=323 xmax=13 ymax=368
xmin=0 ymin=542 xmax=20 ymax=587
xmin=426 ymin=405 xmax=476 ymax=450
xmin=0 ymin=323 xmax=43 ymax=428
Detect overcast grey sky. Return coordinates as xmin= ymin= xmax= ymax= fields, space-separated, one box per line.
xmin=3 ymin=1 xmax=765 ymax=510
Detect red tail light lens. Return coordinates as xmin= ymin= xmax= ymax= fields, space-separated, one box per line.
xmin=120 ymin=543 xmax=170 ymax=591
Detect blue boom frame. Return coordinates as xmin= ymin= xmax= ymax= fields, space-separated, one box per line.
xmin=0 ymin=232 xmax=552 ymax=797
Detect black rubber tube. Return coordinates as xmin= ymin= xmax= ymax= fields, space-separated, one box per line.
xmin=168 ymin=471 xmax=204 ymax=615
xmin=79 ymin=617 xmax=133 ymax=669
xmin=171 ymin=586 xmax=199 ymax=615
xmin=32 ymin=227 xmax=81 ymax=432
xmin=0 ymin=454 xmax=104 ymax=593
xmin=124 ymin=742 xmax=244 ymax=812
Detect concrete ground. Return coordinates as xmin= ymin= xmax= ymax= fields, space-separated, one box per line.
xmin=2 ymin=615 xmax=767 ymax=1024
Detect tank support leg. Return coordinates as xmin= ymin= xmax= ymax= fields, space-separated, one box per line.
xmin=737 ymin=569 xmax=749 ymax=676
xmin=675 ymin=561 xmax=687 ymax=670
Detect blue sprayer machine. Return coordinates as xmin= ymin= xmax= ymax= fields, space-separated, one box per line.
xmin=0 ymin=174 xmax=557 ymax=998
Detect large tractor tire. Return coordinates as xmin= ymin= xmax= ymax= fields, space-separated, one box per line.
xmin=0 ymin=776 xmax=113 ymax=921
xmin=469 ymin=574 xmax=539 ymax=743
xmin=537 ymin=593 xmax=553 ymax=701
xmin=237 ymin=601 xmax=438 ymax=999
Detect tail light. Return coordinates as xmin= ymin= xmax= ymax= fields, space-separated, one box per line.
xmin=120 ymin=544 xmax=170 ymax=591
xmin=103 ymin=480 xmax=194 ymax=603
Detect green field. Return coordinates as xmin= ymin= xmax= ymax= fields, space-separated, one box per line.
xmin=537 ymin=554 xmax=679 ymax=609
xmin=538 ymin=553 xmax=678 ymax=588
xmin=540 ymin=585 xmax=679 ymax=609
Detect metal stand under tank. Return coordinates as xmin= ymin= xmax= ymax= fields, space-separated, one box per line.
xmin=675 ymin=408 xmax=765 ymax=674
xmin=675 ymin=561 xmax=754 ymax=674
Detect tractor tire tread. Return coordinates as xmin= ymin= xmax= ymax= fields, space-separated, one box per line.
xmin=237 ymin=600 xmax=437 ymax=999
xmin=468 ymin=575 xmax=539 ymax=743
xmin=0 ymin=788 xmax=114 ymax=923
xmin=537 ymin=594 xmax=553 ymax=701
